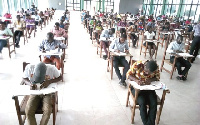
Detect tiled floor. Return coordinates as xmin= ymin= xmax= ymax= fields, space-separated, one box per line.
xmin=0 ymin=10 xmax=200 ymax=125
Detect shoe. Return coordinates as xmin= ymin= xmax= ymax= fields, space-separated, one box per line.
xmin=103 ymin=55 xmax=108 ymax=60
xmin=15 ymin=45 xmax=20 ymax=48
xmin=176 ymin=76 xmax=182 ymax=80
xmin=182 ymin=76 xmax=187 ymax=81
xmin=119 ymin=81 xmax=127 ymax=87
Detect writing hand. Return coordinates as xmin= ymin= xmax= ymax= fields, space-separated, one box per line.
xmin=125 ymin=50 xmax=129 ymax=54
xmin=30 ymin=84 xmax=37 ymax=90
xmin=40 ymin=81 xmax=50 ymax=89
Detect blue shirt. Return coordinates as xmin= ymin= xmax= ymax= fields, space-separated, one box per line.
xmin=109 ymin=38 xmax=129 ymax=52
xmin=100 ymin=29 xmax=114 ymax=39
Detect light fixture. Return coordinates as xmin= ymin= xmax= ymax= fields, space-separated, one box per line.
xmin=59 ymin=2 xmax=62 ymax=5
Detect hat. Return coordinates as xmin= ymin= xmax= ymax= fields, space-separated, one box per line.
xmin=32 ymin=62 xmax=47 ymax=84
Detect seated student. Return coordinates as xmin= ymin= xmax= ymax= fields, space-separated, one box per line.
xmin=167 ymin=35 xmax=191 ymax=80
xmin=34 ymin=11 xmax=41 ymax=31
xmin=39 ymin=11 xmax=46 ymax=27
xmin=89 ymin=16 xmax=96 ymax=40
xmin=100 ymin=28 xmax=115 ymax=60
xmin=137 ymin=19 xmax=144 ymax=32
xmin=25 ymin=14 xmax=35 ymax=38
xmin=143 ymin=26 xmax=156 ymax=59
xmin=117 ymin=17 xmax=127 ymax=36
xmin=50 ymin=22 xmax=68 ymax=40
xmin=13 ymin=15 xmax=26 ymax=48
xmin=22 ymin=62 xmax=62 ymax=125
xmin=39 ymin=32 xmax=67 ymax=70
xmin=109 ymin=34 xmax=129 ymax=86
xmin=94 ymin=22 xmax=104 ymax=43
xmin=127 ymin=23 xmax=138 ymax=48
xmin=0 ymin=21 xmax=13 ymax=56
xmin=3 ymin=12 xmax=12 ymax=26
xmin=159 ymin=21 xmax=171 ymax=40
xmin=126 ymin=60 xmax=160 ymax=125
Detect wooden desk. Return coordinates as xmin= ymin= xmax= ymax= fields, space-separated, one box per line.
xmin=126 ymin=81 xmax=170 ymax=124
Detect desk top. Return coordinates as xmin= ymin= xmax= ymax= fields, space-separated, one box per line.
xmin=145 ymin=39 xmax=159 ymax=43
xmin=54 ymin=37 xmax=65 ymax=41
xmin=110 ymin=51 xmax=132 ymax=57
xmin=13 ymin=83 xmax=58 ymax=96
xmin=129 ymin=81 xmax=168 ymax=90
xmin=0 ymin=36 xmax=10 ymax=40
xmin=39 ymin=50 xmax=63 ymax=56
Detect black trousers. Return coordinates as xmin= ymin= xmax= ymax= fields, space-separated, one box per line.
xmin=189 ymin=36 xmax=200 ymax=60
xmin=130 ymin=33 xmax=138 ymax=46
xmin=90 ymin=28 xmax=93 ymax=38
xmin=131 ymin=87 xmax=157 ymax=125
xmin=120 ymin=28 xmax=126 ymax=36
xmin=113 ymin=56 xmax=129 ymax=82
xmin=170 ymin=56 xmax=191 ymax=76
xmin=14 ymin=30 xmax=23 ymax=46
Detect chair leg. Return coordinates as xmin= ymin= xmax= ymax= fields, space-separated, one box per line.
xmin=126 ymin=86 xmax=130 ymax=107
xmin=100 ymin=46 xmax=102 ymax=58
xmin=131 ymin=104 xmax=136 ymax=124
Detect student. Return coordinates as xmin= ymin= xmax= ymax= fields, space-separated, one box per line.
xmin=50 ymin=22 xmax=68 ymax=39
xmin=13 ymin=15 xmax=26 ymax=48
xmin=22 ymin=62 xmax=62 ymax=125
xmin=127 ymin=23 xmax=138 ymax=48
xmin=167 ymin=35 xmax=191 ymax=80
xmin=127 ymin=60 xmax=160 ymax=125
xmin=100 ymin=28 xmax=115 ymax=60
xmin=143 ymin=26 xmax=156 ymax=59
xmin=109 ymin=34 xmax=129 ymax=86
xmin=25 ymin=14 xmax=35 ymax=38
xmin=39 ymin=32 xmax=67 ymax=70
xmin=0 ymin=21 xmax=13 ymax=56
xmin=94 ymin=22 xmax=104 ymax=43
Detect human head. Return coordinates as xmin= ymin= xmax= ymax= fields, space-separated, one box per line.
xmin=26 ymin=14 xmax=30 ymax=19
xmin=31 ymin=62 xmax=47 ymax=83
xmin=0 ymin=21 xmax=6 ymax=30
xmin=16 ymin=15 xmax=20 ymax=21
xmin=144 ymin=60 xmax=158 ymax=74
xmin=176 ymin=35 xmax=183 ymax=44
xmin=54 ymin=22 xmax=60 ymax=30
xmin=109 ymin=28 xmax=115 ymax=35
xmin=46 ymin=32 xmax=54 ymax=42
xmin=120 ymin=33 xmax=127 ymax=43
xmin=147 ymin=26 xmax=153 ymax=33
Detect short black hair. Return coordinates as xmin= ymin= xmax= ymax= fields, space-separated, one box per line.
xmin=0 ymin=21 xmax=6 ymax=25
xmin=47 ymin=32 xmax=54 ymax=38
xmin=121 ymin=33 xmax=127 ymax=39
xmin=110 ymin=28 xmax=115 ymax=34
xmin=55 ymin=22 xmax=60 ymax=26
xmin=177 ymin=34 xmax=183 ymax=40
xmin=146 ymin=60 xmax=158 ymax=72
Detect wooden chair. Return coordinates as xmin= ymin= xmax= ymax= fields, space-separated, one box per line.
xmin=140 ymin=33 xmax=160 ymax=59
xmin=92 ymin=30 xmax=101 ymax=44
xmin=160 ymin=36 xmax=184 ymax=79
xmin=127 ymin=32 xmax=140 ymax=47
xmin=2 ymin=35 xmax=16 ymax=58
xmin=12 ymin=62 xmax=58 ymax=125
xmin=97 ymin=40 xmax=111 ymax=58
xmin=107 ymin=51 xmax=133 ymax=80
xmin=126 ymin=83 xmax=170 ymax=124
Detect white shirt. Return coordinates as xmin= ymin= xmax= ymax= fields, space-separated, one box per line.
xmin=166 ymin=41 xmax=185 ymax=53
xmin=144 ymin=31 xmax=155 ymax=40
xmin=0 ymin=28 xmax=13 ymax=36
xmin=23 ymin=64 xmax=60 ymax=81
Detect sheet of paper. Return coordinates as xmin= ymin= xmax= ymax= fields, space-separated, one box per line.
xmin=13 ymin=83 xmax=58 ymax=96
xmin=177 ymin=53 xmax=193 ymax=57
xmin=129 ymin=81 xmax=168 ymax=90
xmin=113 ymin=52 xmax=127 ymax=56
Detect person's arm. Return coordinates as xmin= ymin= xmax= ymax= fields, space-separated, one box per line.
xmin=109 ymin=39 xmax=116 ymax=52
xmin=40 ymin=67 xmax=62 ymax=89
xmin=166 ymin=42 xmax=174 ymax=53
xmin=125 ymin=40 xmax=129 ymax=53
xmin=39 ymin=40 xmax=45 ymax=51
xmin=5 ymin=28 xmax=13 ymax=37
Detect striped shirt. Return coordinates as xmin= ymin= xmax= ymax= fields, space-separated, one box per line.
xmin=39 ymin=39 xmax=66 ymax=58
xmin=126 ymin=60 xmax=160 ymax=82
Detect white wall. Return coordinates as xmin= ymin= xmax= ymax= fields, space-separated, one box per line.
xmin=38 ymin=0 xmax=65 ymax=11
